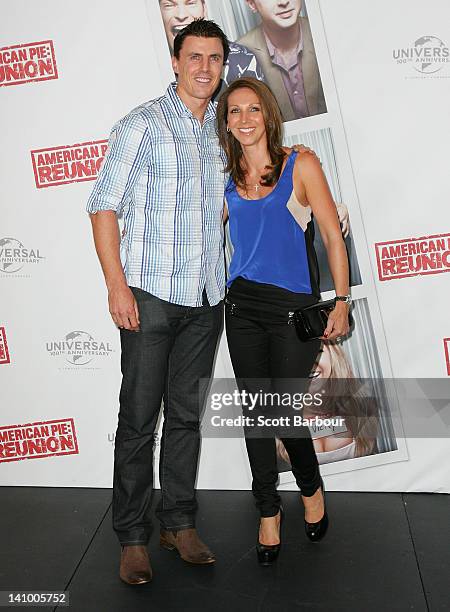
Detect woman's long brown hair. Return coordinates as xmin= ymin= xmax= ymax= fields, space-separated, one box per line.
xmin=216 ymin=77 xmax=285 ymax=189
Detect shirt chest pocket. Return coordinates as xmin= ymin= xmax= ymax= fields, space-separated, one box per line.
xmin=149 ymin=138 xmax=200 ymax=179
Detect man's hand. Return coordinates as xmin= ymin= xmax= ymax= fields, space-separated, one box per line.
xmin=292 ymin=143 xmax=319 ymax=161
xmin=108 ymin=284 xmax=140 ymax=331
xmin=89 ymin=211 xmax=139 ymax=331
xmin=336 ymin=202 xmax=350 ymax=238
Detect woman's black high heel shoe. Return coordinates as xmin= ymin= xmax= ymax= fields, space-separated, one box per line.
xmin=304 ymin=479 xmax=328 ymax=543
xmin=256 ymin=508 xmax=282 ymax=566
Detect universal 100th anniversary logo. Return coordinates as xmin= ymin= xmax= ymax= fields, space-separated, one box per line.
xmin=46 ymin=330 xmax=114 ymax=370
xmin=0 ymin=237 xmax=44 ymax=277
xmin=393 ymin=35 xmax=449 ymax=78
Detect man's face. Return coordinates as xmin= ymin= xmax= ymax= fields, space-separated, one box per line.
xmin=247 ymin=0 xmax=301 ymax=30
xmin=159 ymin=0 xmax=206 ymax=52
xmin=172 ymin=35 xmax=223 ymax=103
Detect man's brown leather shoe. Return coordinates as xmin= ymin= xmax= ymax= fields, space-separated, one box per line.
xmin=119 ymin=545 xmax=152 ymax=585
xmin=160 ymin=528 xmax=215 ymax=564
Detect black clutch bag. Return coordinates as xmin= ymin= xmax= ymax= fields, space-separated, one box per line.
xmin=292 ymin=299 xmax=353 ymax=342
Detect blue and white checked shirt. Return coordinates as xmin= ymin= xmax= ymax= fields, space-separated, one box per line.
xmin=86 ymin=82 xmax=228 ymax=307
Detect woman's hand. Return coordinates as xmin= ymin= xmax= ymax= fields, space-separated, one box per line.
xmin=321 ymin=302 xmax=350 ymax=341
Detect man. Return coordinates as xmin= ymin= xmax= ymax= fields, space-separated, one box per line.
xmin=239 ymin=0 xmax=327 ymax=121
xmin=87 ymin=19 xmax=229 ymax=584
xmin=159 ymin=0 xmax=265 ymax=86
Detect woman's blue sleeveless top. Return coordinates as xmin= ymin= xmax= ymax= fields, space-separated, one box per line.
xmin=226 ymin=151 xmax=320 ymax=296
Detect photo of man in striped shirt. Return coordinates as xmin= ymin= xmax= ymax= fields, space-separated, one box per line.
xmin=87 ymin=20 xmax=230 ymax=584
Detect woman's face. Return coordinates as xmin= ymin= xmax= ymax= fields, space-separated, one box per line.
xmin=310 ymin=344 xmax=332 ymax=379
xmin=227 ymin=87 xmax=267 ymax=148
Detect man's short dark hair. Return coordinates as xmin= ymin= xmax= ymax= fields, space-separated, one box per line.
xmin=173 ymin=19 xmax=230 ymax=63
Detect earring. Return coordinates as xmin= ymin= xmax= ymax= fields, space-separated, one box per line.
xmin=226 ymin=125 xmax=230 ymax=132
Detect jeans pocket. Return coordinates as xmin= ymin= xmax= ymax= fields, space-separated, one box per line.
xmin=129 ymin=286 xmax=155 ymax=302
xmin=129 ymin=289 xmax=170 ymax=333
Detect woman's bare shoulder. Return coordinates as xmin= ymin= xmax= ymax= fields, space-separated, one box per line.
xmin=294 ymin=149 xmax=322 ymax=174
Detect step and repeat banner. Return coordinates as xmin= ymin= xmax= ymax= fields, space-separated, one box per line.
xmin=1 ymin=0 xmax=449 ymax=492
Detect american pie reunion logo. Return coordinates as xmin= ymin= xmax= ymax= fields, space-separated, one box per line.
xmin=0 ymin=41 xmax=58 ymax=86
xmin=444 ymin=339 xmax=450 ymax=377
xmin=31 ymin=140 xmax=108 ymax=188
xmin=0 ymin=327 xmax=10 ymax=364
xmin=375 ymin=233 xmax=450 ymax=281
xmin=0 ymin=418 xmax=78 ymax=463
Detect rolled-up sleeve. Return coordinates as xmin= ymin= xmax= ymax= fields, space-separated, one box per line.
xmin=86 ymin=112 xmax=149 ymax=215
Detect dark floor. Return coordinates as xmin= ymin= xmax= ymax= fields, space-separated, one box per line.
xmin=0 ymin=488 xmax=448 ymax=612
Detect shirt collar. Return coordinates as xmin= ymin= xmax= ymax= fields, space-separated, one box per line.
xmin=264 ymin=21 xmax=304 ymax=60
xmin=165 ymin=81 xmax=217 ymax=122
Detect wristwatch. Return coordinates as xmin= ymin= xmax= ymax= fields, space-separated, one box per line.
xmin=335 ymin=295 xmax=352 ymax=305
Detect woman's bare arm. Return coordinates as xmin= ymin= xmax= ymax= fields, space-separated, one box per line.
xmin=293 ymin=153 xmax=350 ymax=340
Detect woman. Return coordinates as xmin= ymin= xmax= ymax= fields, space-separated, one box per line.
xmin=216 ymin=77 xmax=351 ymax=565
xmin=277 ymin=342 xmax=379 ymax=467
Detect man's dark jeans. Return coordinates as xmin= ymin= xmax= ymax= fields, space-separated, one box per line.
xmin=112 ymin=287 xmax=222 ymax=545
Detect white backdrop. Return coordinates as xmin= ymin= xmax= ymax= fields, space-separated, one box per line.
xmin=1 ymin=0 xmax=449 ymax=493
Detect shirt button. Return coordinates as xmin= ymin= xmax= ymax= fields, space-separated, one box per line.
xmin=294 ymin=90 xmax=298 ymax=94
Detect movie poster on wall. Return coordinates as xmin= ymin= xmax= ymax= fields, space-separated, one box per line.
xmin=154 ymin=0 xmax=326 ymax=122
xmin=145 ymin=0 xmax=408 ymax=480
